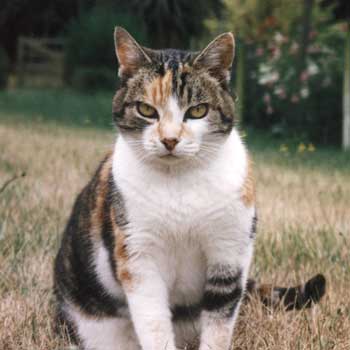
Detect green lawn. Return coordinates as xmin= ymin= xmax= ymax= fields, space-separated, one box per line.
xmin=0 ymin=88 xmax=114 ymax=129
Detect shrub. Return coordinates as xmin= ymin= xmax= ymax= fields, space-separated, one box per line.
xmin=71 ymin=67 xmax=117 ymax=92
xmin=64 ymin=7 xmax=147 ymax=91
xmin=0 ymin=47 xmax=9 ymax=89
xmin=244 ymin=26 xmax=344 ymax=146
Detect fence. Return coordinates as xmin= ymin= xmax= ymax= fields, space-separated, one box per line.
xmin=16 ymin=37 xmax=65 ymax=87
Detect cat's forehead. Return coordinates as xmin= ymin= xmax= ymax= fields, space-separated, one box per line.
xmin=128 ymin=49 xmax=219 ymax=108
xmin=153 ymin=48 xmax=194 ymax=64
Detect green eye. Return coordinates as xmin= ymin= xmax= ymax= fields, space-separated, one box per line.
xmin=187 ymin=104 xmax=209 ymax=119
xmin=137 ymin=102 xmax=158 ymax=118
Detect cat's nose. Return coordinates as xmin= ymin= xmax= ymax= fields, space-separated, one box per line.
xmin=161 ymin=138 xmax=179 ymax=152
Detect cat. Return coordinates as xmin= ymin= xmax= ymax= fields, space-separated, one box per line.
xmin=54 ymin=27 xmax=325 ymax=350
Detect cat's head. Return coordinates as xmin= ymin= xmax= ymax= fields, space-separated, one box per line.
xmin=113 ymin=27 xmax=236 ymax=166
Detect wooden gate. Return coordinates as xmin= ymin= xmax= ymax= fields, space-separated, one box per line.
xmin=16 ymin=37 xmax=65 ymax=87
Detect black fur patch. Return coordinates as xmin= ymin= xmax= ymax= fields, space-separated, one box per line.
xmin=250 ymin=214 xmax=258 ymax=239
xmin=172 ymin=303 xmax=202 ymax=322
xmin=202 ymin=287 xmax=243 ymax=317
xmin=202 ymin=266 xmax=243 ymax=317
xmin=281 ymin=274 xmax=326 ymax=310
xmin=54 ymin=154 xmax=127 ymax=325
xmin=207 ymin=270 xmax=242 ymax=287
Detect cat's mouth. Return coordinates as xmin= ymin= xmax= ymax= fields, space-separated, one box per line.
xmin=160 ymin=153 xmax=178 ymax=160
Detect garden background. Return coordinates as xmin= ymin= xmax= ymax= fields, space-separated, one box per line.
xmin=0 ymin=1 xmax=349 ymax=349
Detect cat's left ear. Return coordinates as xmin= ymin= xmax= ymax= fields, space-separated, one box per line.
xmin=193 ymin=32 xmax=235 ymax=83
xmin=114 ymin=27 xmax=152 ymax=78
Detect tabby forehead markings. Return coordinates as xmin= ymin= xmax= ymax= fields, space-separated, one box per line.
xmin=145 ymin=69 xmax=173 ymax=108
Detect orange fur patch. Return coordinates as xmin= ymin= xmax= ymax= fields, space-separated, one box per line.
xmin=241 ymin=157 xmax=256 ymax=207
xmin=145 ymin=70 xmax=172 ymax=108
xmin=90 ymin=152 xmax=113 ymax=239
xmin=111 ymin=208 xmax=133 ymax=290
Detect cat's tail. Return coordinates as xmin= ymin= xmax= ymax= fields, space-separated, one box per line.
xmin=245 ymin=274 xmax=326 ymax=311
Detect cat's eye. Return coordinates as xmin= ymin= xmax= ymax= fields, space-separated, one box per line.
xmin=186 ymin=104 xmax=209 ymax=119
xmin=137 ymin=102 xmax=158 ymax=119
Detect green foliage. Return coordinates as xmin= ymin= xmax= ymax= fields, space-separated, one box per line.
xmin=109 ymin=0 xmax=223 ymax=49
xmin=71 ymin=67 xmax=117 ymax=92
xmin=64 ymin=6 xmax=147 ymax=90
xmin=245 ymin=24 xmax=344 ymax=145
xmin=0 ymin=47 xmax=9 ymax=89
xmin=0 ymin=88 xmax=113 ymax=129
xmin=206 ymin=0 xmax=302 ymax=42
xmin=205 ymin=0 xmax=345 ymax=146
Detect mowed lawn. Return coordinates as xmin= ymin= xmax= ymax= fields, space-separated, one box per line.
xmin=0 ymin=89 xmax=349 ymax=349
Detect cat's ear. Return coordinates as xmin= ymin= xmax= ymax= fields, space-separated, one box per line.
xmin=114 ymin=27 xmax=152 ymax=78
xmin=193 ymin=32 xmax=235 ymax=83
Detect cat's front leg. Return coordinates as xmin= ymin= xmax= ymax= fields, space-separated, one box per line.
xmin=199 ymin=242 xmax=254 ymax=350
xmin=116 ymin=239 xmax=176 ymax=350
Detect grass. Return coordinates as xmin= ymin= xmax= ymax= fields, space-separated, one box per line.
xmin=0 ymin=88 xmax=349 ymax=349
xmin=0 ymin=88 xmax=114 ymax=129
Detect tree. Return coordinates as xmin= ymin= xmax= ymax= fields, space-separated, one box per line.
xmin=112 ymin=0 xmax=223 ymax=49
xmin=321 ymin=0 xmax=350 ymax=150
xmin=0 ymin=0 xmax=80 ymax=62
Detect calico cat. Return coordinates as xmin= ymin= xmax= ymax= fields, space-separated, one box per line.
xmin=54 ymin=28 xmax=325 ymax=350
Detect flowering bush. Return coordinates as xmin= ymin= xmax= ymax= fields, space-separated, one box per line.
xmin=245 ymin=25 xmax=344 ymax=145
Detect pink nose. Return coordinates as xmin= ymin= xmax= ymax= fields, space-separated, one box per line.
xmin=161 ymin=138 xmax=179 ymax=152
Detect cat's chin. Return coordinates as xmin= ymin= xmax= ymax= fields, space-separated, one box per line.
xmin=157 ymin=154 xmax=188 ymax=164
xmin=160 ymin=154 xmax=179 ymax=160
xmin=147 ymin=153 xmax=195 ymax=167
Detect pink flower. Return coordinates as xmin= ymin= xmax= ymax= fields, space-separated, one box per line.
xmin=300 ymin=70 xmax=309 ymax=82
xmin=309 ymin=31 xmax=318 ymax=40
xmin=263 ymin=93 xmax=271 ymax=104
xmin=256 ymin=47 xmax=264 ymax=57
xmin=269 ymin=46 xmax=281 ymax=60
xmin=273 ymin=47 xmax=281 ymax=60
xmin=291 ymin=94 xmax=300 ymax=103
xmin=289 ymin=42 xmax=299 ymax=55
xmin=275 ymin=86 xmax=286 ymax=99
xmin=267 ymin=106 xmax=274 ymax=115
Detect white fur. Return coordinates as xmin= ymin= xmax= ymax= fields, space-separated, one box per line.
xmin=94 ymin=243 xmax=125 ymax=301
xmin=110 ymin=128 xmax=254 ymax=350
xmin=67 ymin=305 xmax=140 ymax=350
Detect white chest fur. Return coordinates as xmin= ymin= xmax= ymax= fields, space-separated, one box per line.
xmin=112 ymin=130 xmax=253 ymax=304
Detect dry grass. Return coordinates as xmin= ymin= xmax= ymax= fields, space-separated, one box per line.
xmin=0 ymin=120 xmax=349 ymax=350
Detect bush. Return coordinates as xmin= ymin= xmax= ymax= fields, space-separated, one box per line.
xmin=71 ymin=67 xmax=117 ymax=92
xmin=64 ymin=6 xmax=148 ymax=91
xmin=0 ymin=47 xmax=9 ymax=89
xmin=244 ymin=26 xmax=344 ymax=146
